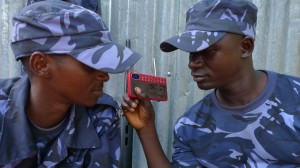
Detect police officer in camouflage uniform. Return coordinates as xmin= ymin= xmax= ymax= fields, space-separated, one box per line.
xmin=122 ymin=0 xmax=300 ymax=167
xmin=0 ymin=0 xmax=141 ymax=167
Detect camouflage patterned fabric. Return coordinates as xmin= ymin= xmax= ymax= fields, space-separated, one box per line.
xmin=27 ymin=0 xmax=99 ymax=13
xmin=11 ymin=0 xmax=141 ymax=74
xmin=172 ymin=71 xmax=300 ymax=167
xmin=160 ymin=0 xmax=257 ymax=52
xmin=0 ymin=75 xmax=121 ymax=167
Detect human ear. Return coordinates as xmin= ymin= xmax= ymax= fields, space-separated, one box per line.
xmin=240 ymin=36 xmax=254 ymax=58
xmin=29 ymin=51 xmax=50 ymax=77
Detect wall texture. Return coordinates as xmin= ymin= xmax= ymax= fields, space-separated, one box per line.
xmin=1 ymin=0 xmax=299 ymax=168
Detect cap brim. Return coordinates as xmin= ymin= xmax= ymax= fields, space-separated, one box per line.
xmin=160 ymin=30 xmax=226 ymax=52
xmin=71 ymin=42 xmax=142 ymax=74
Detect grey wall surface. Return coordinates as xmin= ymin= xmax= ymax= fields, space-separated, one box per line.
xmin=1 ymin=0 xmax=300 ymax=168
xmin=0 ymin=1 xmax=26 ymax=78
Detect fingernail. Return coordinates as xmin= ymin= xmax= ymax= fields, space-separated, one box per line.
xmin=135 ymin=87 xmax=141 ymax=93
xmin=132 ymin=103 xmax=137 ymax=108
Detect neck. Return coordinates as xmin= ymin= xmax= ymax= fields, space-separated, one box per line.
xmin=216 ymin=70 xmax=267 ymax=107
xmin=26 ymin=83 xmax=72 ymax=129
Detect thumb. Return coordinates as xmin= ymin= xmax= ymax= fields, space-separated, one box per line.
xmin=134 ymin=87 xmax=155 ymax=119
xmin=134 ymin=87 xmax=150 ymax=105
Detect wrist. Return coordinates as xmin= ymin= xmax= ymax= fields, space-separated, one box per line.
xmin=136 ymin=122 xmax=157 ymax=139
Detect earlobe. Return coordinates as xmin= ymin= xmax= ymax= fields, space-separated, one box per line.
xmin=240 ymin=37 xmax=254 ymax=58
xmin=29 ymin=52 xmax=50 ymax=77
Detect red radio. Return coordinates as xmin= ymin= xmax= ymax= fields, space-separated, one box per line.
xmin=127 ymin=72 xmax=168 ymax=101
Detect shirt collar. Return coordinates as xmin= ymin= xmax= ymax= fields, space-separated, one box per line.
xmin=0 ymin=75 xmax=36 ymax=165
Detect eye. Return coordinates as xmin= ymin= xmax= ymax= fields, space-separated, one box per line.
xmin=81 ymin=63 xmax=96 ymax=73
xmin=189 ymin=52 xmax=198 ymax=62
xmin=189 ymin=48 xmax=217 ymax=61
xmin=203 ymin=49 xmax=217 ymax=57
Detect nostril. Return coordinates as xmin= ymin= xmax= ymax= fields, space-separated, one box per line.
xmin=101 ymin=73 xmax=110 ymax=82
xmin=189 ymin=60 xmax=201 ymax=69
xmin=96 ymin=71 xmax=110 ymax=81
xmin=189 ymin=56 xmax=204 ymax=69
xmin=189 ymin=53 xmax=204 ymax=69
xmin=104 ymin=74 xmax=110 ymax=81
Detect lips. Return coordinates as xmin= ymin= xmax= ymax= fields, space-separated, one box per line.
xmin=92 ymin=84 xmax=103 ymax=96
xmin=92 ymin=90 xmax=103 ymax=97
xmin=191 ymin=73 xmax=208 ymax=82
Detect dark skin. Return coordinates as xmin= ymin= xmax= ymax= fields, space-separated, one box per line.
xmin=121 ymin=33 xmax=267 ymax=168
xmin=189 ymin=34 xmax=267 ymax=106
xmin=25 ymin=51 xmax=110 ymax=128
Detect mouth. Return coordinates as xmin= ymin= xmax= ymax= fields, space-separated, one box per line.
xmin=191 ymin=73 xmax=208 ymax=82
xmin=92 ymin=90 xmax=103 ymax=97
xmin=92 ymin=85 xmax=104 ymax=96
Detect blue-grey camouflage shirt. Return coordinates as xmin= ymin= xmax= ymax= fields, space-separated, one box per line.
xmin=172 ymin=71 xmax=300 ymax=168
xmin=0 ymin=75 xmax=121 ymax=168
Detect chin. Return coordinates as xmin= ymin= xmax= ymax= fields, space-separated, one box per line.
xmin=81 ymin=97 xmax=100 ymax=107
xmin=83 ymin=101 xmax=98 ymax=107
xmin=197 ymin=83 xmax=214 ymax=90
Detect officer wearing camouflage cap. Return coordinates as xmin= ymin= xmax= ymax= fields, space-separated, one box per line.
xmin=0 ymin=0 xmax=141 ymax=167
xmin=122 ymin=0 xmax=300 ymax=167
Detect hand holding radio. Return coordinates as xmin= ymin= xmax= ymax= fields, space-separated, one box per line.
xmin=122 ymin=87 xmax=156 ymax=130
xmin=123 ymin=72 xmax=168 ymax=129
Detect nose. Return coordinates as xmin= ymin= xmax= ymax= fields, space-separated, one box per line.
xmin=188 ymin=54 xmax=204 ymax=70
xmin=96 ymin=71 xmax=110 ymax=82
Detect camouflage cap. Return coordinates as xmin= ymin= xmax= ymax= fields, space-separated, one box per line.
xmin=11 ymin=0 xmax=141 ymax=74
xmin=160 ymin=0 xmax=257 ymax=52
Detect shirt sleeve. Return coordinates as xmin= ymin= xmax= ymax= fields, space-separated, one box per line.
xmin=171 ymin=125 xmax=203 ymax=168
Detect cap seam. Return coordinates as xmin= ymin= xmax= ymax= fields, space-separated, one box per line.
xmin=11 ymin=30 xmax=110 ymax=44
xmin=187 ymin=18 xmax=256 ymax=25
xmin=13 ymin=42 xmax=114 ymax=59
xmin=21 ymin=9 xmax=89 ymax=18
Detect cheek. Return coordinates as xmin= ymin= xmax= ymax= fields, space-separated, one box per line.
xmin=205 ymin=53 xmax=236 ymax=75
xmin=214 ymin=58 xmax=241 ymax=81
xmin=68 ymin=78 xmax=93 ymax=93
xmin=66 ymin=67 xmax=94 ymax=85
xmin=57 ymin=74 xmax=91 ymax=97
